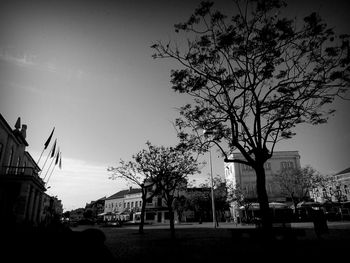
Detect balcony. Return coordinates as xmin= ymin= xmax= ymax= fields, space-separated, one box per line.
xmin=0 ymin=166 xmax=45 ymax=189
xmin=1 ymin=166 xmax=39 ymax=177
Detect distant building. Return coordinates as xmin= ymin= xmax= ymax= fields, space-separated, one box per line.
xmin=224 ymin=151 xmax=301 ymax=218
xmin=69 ymin=208 xmax=85 ymax=222
xmin=334 ymin=167 xmax=350 ymax=202
xmin=85 ymin=196 xmax=106 ymax=219
xmin=103 ymin=186 xmax=179 ymax=224
xmin=311 ymin=167 xmax=350 ymax=203
xmin=104 ymin=187 xmax=142 ymax=221
xmin=0 ymin=114 xmax=48 ymax=227
xmin=40 ymin=194 xmax=63 ymax=226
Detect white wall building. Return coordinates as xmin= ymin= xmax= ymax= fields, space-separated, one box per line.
xmin=103 ymin=187 xmax=178 ymax=224
xmin=224 ymin=151 xmax=301 ymax=218
xmin=311 ymin=167 xmax=350 ymax=203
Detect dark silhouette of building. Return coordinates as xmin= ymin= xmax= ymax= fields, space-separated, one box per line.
xmin=0 ymin=114 xmax=60 ymax=227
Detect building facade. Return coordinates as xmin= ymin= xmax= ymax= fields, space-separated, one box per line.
xmin=224 ymin=151 xmax=301 ymax=218
xmin=0 ymin=114 xmax=53 ymax=227
xmin=311 ymin=167 xmax=350 ymax=203
xmin=103 ymin=186 xmax=178 ymax=224
xmin=85 ymin=196 xmax=106 ymax=221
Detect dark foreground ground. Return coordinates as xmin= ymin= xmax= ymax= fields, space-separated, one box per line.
xmin=3 ymin=222 xmax=350 ymax=263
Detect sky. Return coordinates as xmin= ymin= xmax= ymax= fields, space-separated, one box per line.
xmin=0 ymin=0 xmax=349 ymax=211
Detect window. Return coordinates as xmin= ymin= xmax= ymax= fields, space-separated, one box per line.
xmin=281 ymin=162 xmax=287 ymax=169
xmin=157 ymin=197 xmax=162 ymax=206
xmin=139 ymin=201 xmax=142 ymax=207
xmin=242 ymin=164 xmax=253 ymax=171
xmin=15 ymin=157 xmax=21 ymax=174
xmin=8 ymin=148 xmax=13 ymax=166
xmin=131 ymin=201 xmax=134 ymax=208
xmin=6 ymin=148 xmax=14 ymax=174
xmin=164 ymin=212 xmax=173 ymax=220
xmin=22 ymin=161 xmax=26 ymax=173
xmin=281 ymin=161 xmax=294 ymax=170
xmin=0 ymin=143 xmax=3 ymax=161
xmin=145 ymin=212 xmax=155 ymax=220
xmin=264 ymin=162 xmax=271 ymax=170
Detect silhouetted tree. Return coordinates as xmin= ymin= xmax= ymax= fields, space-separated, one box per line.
xmin=272 ymin=165 xmax=328 ymax=210
xmin=152 ymin=0 xmax=350 ymax=231
xmin=140 ymin=143 xmax=200 ymax=238
xmin=108 ymin=142 xmax=160 ymax=234
xmin=183 ymin=187 xmax=211 ymax=223
xmin=228 ymin=183 xmax=255 ymax=223
xmin=200 ymin=176 xmax=230 ymax=221
xmin=83 ymin=209 xmax=93 ymax=219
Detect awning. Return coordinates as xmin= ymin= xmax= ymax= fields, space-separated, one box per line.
xmin=269 ymin=202 xmax=290 ymax=209
xmin=98 ymin=212 xmax=107 ymax=216
xmin=240 ymin=202 xmax=291 ymax=210
xmin=296 ymin=201 xmax=323 ymax=208
xmin=239 ymin=203 xmax=260 ymax=210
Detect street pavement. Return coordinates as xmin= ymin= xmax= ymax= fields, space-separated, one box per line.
xmin=3 ymin=221 xmax=349 ymax=262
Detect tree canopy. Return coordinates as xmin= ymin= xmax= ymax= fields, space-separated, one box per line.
xmin=152 ymin=0 xmax=349 ymax=230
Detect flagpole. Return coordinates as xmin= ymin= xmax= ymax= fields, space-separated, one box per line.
xmin=38 ymin=127 xmax=55 ymax=165
xmin=44 ymin=148 xmax=60 ymax=182
xmin=43 ymin=154 xmax=56 ymax=181
xmin=39 ymin=139 xmax=57 ymax=177
xmin=37 ymin=148 xmax=45 ymax=166
xmin=46 ymin=162 xmax=56 ymax=185
xmin=39 ymin=146 xmax=53 ymax=177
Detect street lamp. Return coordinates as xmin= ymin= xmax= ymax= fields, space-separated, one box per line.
xmin=203 ymin=129 xmax=217 ymax=228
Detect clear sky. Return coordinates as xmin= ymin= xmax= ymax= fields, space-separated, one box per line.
xmin=1 ymin=0 xmax=349 ymax=211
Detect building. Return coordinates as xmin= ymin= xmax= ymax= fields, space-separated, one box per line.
xmin=103 ymin=186 xmax=179 ymax=224
xmin=333 ymin=167 xmax=350 ymax=202
xmin=224 ymin=151 xmax=301 ymax=219
xmin=85 ymin=196 xmax=106 ymax=220
xmin=103 ymin=187 xmax=142 ymax=221
xmin=0 ymin=114 xmax=49 ymax=227
xmin=40 ymin=194 xmax=63 ymax=226
xmin=0 ymin=114 xmax=62 ymax=227
xmin=311 ymin=167 xmax=350 ymax=203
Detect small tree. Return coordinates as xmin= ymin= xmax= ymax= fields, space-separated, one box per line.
xmin=201 ymin=176 xmax=230 ymax=222
xmin=184 ymin=188 xmax=211 ymax=223
xmin=140 ymin=143 xmax=200 ymax=238
xmin=152 ymin=0 xmax=350 ymax=231
xmin=107 ymin=143 xmax=160 ymax=234
xmin=227 ymin=183 xmax=255 ymax=223
xmin=272 ymin=165 xmax=328 ymax=210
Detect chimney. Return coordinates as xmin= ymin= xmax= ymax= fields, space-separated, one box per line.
xmin=21 ymin=124 xmax=27 ymax=139
xmin=15 ymin=117 xmax=21 ymax=130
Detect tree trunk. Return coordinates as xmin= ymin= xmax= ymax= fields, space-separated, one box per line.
xmin=168 ymin=204 xmax=175 ymax=239
xmin=255 ymin=162 xmax=272 ymax=233
xmin=138 ymin=194 xmax=147 ymax=234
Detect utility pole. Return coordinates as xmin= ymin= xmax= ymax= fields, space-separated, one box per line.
xmin=209 ymin=148 xmax=217 ymax=228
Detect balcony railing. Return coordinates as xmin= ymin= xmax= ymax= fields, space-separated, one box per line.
xmin=1 ymin=166 xmax=39 ymax=177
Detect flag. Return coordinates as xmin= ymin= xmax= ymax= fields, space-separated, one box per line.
xmin=44 ymin=127 xmax=55 ymax=149
xmin=59 ymin=154 xmax=62 ymax=169
xmin=55 ymin=148 xmax=60 ymax=165
xmin=51 ymin=139 xmax=57 ymax=158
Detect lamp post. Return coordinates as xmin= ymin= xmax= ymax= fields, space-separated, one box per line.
xmin=203 ymin=129 xmax=217 ymax=228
